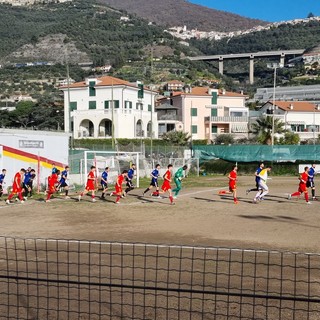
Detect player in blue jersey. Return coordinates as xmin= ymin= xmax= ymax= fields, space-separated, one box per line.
xmin=100 ymin=167 xmax=109 ymax=199
xmin=142 ymin=164 xmax=161 ymax=197
xmin=23 ymin=168 xmax=36 ymax=199
xmin=59 ymin=166 xmax=70 ymax=199
xmin=246 ymin=162 xmax=264 ymax=195
xmin=307 ymin=164 xmax=317 ymax=201
xmin=123 ymin=163 xmax=136 ymax=197
xmin=0 ymin=169 xmax=7 ymax=199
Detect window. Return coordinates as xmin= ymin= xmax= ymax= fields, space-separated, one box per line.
xmin=104 ymin=101 xmax=109 ymax=109
xmin=89 ymin=101 xmax=96 ymax=109
xmin=211 ymin=108 xmax=217 ymax=117
xmin=105 ymin=100 xmax=120 ymax=109
xmin=125 ymin=101 xmax=133 ymax=109
xmin=114 ymin=100 xmax=120 ymax=109
xmin=211 ymin=92 xmax=217 ymax=104
xmin=69 ymin=102 xmax=77 ymax=111
xmin=191 ymin=108 xmax=197 ymax=116
xmin=89 ymin=81 xmax=96 ymax=97
xmin=136 ymin=103 xmax=143 ymax=110
xmin=148 ymin=104 xmax=152 ymax=112
xmin=191 ymin=125 xmax=197 ymax=134
xmin=212 ymin=125 xmax=218 ymax=133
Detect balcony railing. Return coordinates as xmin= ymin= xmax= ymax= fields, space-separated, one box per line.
xmin=157 ymin=114 xmax=179 ymax=121
xmin=209 ymin=116 xmax=248 ymax=123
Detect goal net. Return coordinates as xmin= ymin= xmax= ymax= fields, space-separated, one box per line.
xmin=82 ymin=151 xmax=143 ymax=187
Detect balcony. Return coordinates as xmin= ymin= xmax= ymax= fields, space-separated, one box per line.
xmin=157 ymin=113 xmax=179 ymax=121
xmin=210 ymin=116 xmax=248 ymax=123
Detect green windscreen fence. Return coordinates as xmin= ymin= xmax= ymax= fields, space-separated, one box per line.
xmin=193 ymin=145 xmax=320 ymax=163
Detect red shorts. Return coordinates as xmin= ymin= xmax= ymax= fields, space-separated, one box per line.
xmin=229 ymin=182 xmax=236 ymax=191
xmin=161 ymin=181 xmax=171 ymax=192
xmin=299 ymin=183 xmax=307 ymax=193
xmin=86 ymin=181 xmax=95 ymax=191
xmin=115 ymin=185 xmax=122 ymax=194
xmin=12 ymin=187 xmax=22 ymax=194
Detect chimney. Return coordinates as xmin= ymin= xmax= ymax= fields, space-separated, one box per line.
xmin=289 ymin=103 xmax=293 ymax=110
xmin=222 ymin=88 xmax=226 ymax=95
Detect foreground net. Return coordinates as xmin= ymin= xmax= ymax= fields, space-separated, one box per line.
xmin=0 ymin=237 xmax=319 ymax=319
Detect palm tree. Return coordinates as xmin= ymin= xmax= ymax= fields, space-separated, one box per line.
xmin=251 ymin=116 xmax=287 ymax=145
xmin=161 ymin=131 xmax=191 ymax=146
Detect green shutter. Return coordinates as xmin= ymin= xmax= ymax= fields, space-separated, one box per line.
xmin=212 ymin=125 xmax=217 ymax=133
xmin=211 ymin=92 xmax=217 ymax=104
xmin=148 ymin=104 xmax=152 ymax=111
xmin=211 ymin=108 xmax=217 ymax=117
xmin=104 ymin=101 xmax=109 ymax=109
xmin=191 ymin=108 xmax=197 ymax=116
xmin=114 ymin=100 xmax=120 ymax=109
xmin=129 ymin=101 xmax=133 ymax=109
xmin=192 ymin=125 xmax=197 ymax=134
xmin=69 ymin=102 xmax=77 ymax=111
xmin=89 ymin=101 xmax=96 ymax=109
xmin=89 ymin=81 xmax=96 ymax=97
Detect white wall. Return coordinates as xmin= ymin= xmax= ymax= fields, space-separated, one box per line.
xmin=0 ymin=129 xmax=69 ymax=190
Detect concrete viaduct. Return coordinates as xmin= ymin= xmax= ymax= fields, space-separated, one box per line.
xmin=187 ymin=49 xmax=305 ymax=84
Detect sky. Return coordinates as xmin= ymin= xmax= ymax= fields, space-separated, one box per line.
xmin=190 ymin=0 xmax=320 ymax=22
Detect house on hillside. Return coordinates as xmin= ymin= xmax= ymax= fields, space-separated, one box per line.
xmin=250 ymin=100 xmax=320 ymax=142
xmin=165 ymin=80 xmax=184 ymax=92
xmin=60 ymin=76 xmax=158 ymax=139
xmin=157 ymin=87 xmax=248 ymax=141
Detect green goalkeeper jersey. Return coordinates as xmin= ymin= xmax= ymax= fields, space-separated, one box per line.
xmin=174 ymin=167 xmax=184 ymax=179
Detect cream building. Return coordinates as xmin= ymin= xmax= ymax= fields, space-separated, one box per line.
xmin=157 ymin=87 xmax=248 ymax=141
xmin=61 ymin=76 xmax=158 ymax=140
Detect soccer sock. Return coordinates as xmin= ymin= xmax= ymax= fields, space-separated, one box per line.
xmin=143 ymin=188 xmax=149 ymax=194
xmin=169 ymin=196 xmax=173 ymax=203
xmin=312 ymin=189 xmax=315 ymax=198
xmin=65 ymin=190 xmax=69 ymax=196
xmin=116 ymin=196 xmax=121 ymax=203
xmin=305 ymin=192 xmax=309 ymax=202
xmin=8 ymin=194 xmax=13 ymax=200
xmin=18 ymin=193 xmax=23 ymax=201
xmin=291 ymin=192 xmax=300 ymax=197
xmin=46 ymin=193 xmax=51 ymax=201
xmin=219 ymin=190 xmax=227 ymax=194
xmin=91 ymin=195 xmax=95 ymax=199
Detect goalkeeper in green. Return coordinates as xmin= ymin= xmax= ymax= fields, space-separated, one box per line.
xmin=172 ymin=165 xmax=188 ymax=198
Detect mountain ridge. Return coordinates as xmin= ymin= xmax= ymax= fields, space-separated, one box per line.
xmin=97 ymin=0 xmax=268 ymax=32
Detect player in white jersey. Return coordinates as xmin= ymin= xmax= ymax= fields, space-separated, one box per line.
xmin=253 ymin=167 xmax=272 ymax=203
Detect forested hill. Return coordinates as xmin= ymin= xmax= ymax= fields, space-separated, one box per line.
xmin=0 ymin=0 xmax=188 ymax=67
xmin=97 ymin=0 xmax=267 ymax=32
xmin=190 ymin=20 xmax=320 ymax=55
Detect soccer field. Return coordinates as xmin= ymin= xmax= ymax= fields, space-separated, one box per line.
xmin=0 ymin=175 xmax=319 ymax=253
xmin=0 ymin=175 xmax=320 ymax=319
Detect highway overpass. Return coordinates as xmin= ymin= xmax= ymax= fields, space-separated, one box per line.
xmin=187 ymin=49 xmax=305 ymax=84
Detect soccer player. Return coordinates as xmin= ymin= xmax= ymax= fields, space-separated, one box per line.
xmin=22 ymin=167 xmax=36 ymax=199
xmin=218 ymin=165 xmax=238 ymax=204
xmin=288 ymin=166 xmax=311 ymax=204
xmin=307 ymin=164 xmax=317 ymax=201
xmin=123 ymin=164 xmax=136 ymax=197
xmin=46 ymin=169 xmax=60 ymax=202
xmin=0 ymin=169 xmax=7 ymax=199
xmin=59 ymin=166 xmax=70 ymax=199
xmin=160 ymin=164 xmax=175 ymax=205
xmin=142 ymin=164 xmax=161 ymax=197
xmin=253 ymin=166 xmax=272 ymax=203
xmin=78 ymin=166 xmax=97 ymax=202
xmin=6 ymin=168 xmax=26 ymax=204
xmin=172 ymin=164 xmax=188 ymax=198
xmin=100 ymin=167 xmax=109 ymax=199
xmin=114 ymin=170 xmax=128 ymax=204
xmin=51 ymin=163 xmax=58 ymax=174
xmin=246 ymin=162 xmax=264 ymax=195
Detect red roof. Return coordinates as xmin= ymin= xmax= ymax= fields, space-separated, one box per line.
xmin=267 ymin=101 xmax=320 ymax=112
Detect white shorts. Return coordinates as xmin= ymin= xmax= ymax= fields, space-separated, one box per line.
xmin=258 ymin=180 xmax=268 ymax=192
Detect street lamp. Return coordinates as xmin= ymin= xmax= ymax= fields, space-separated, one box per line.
xmin=314 ymin=105 xmax=320 ymax=145
xmin=267 ymin=62 xmax=283 ymax=145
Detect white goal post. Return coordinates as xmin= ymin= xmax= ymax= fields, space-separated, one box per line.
xmin=83 ymin=151 xmax=142 ymax=187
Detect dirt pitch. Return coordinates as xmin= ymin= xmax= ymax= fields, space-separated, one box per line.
xmin=0 ymin=175 xmax=319 ymax=253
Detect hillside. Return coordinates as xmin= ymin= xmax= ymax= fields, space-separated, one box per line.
xmin=97 ymin=0 xmax=267 ymax=32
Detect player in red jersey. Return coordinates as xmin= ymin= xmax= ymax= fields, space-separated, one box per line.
xmin=218 ymin=165 xmax=238 ymax=204
xmin=114 ymin=170 xmax=128 ymax=204
xmin=78 ymin=166 xmax=97 ymax=202
xmin=160 ymin=164 xmax=175 ymax=205
xmin=45 ymin=170 xmax=60 ymax=203
xmin=6 ymin=168 xmax=26 ymax=204
xmin=288 ymin=166 xmax=311 ymax=204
